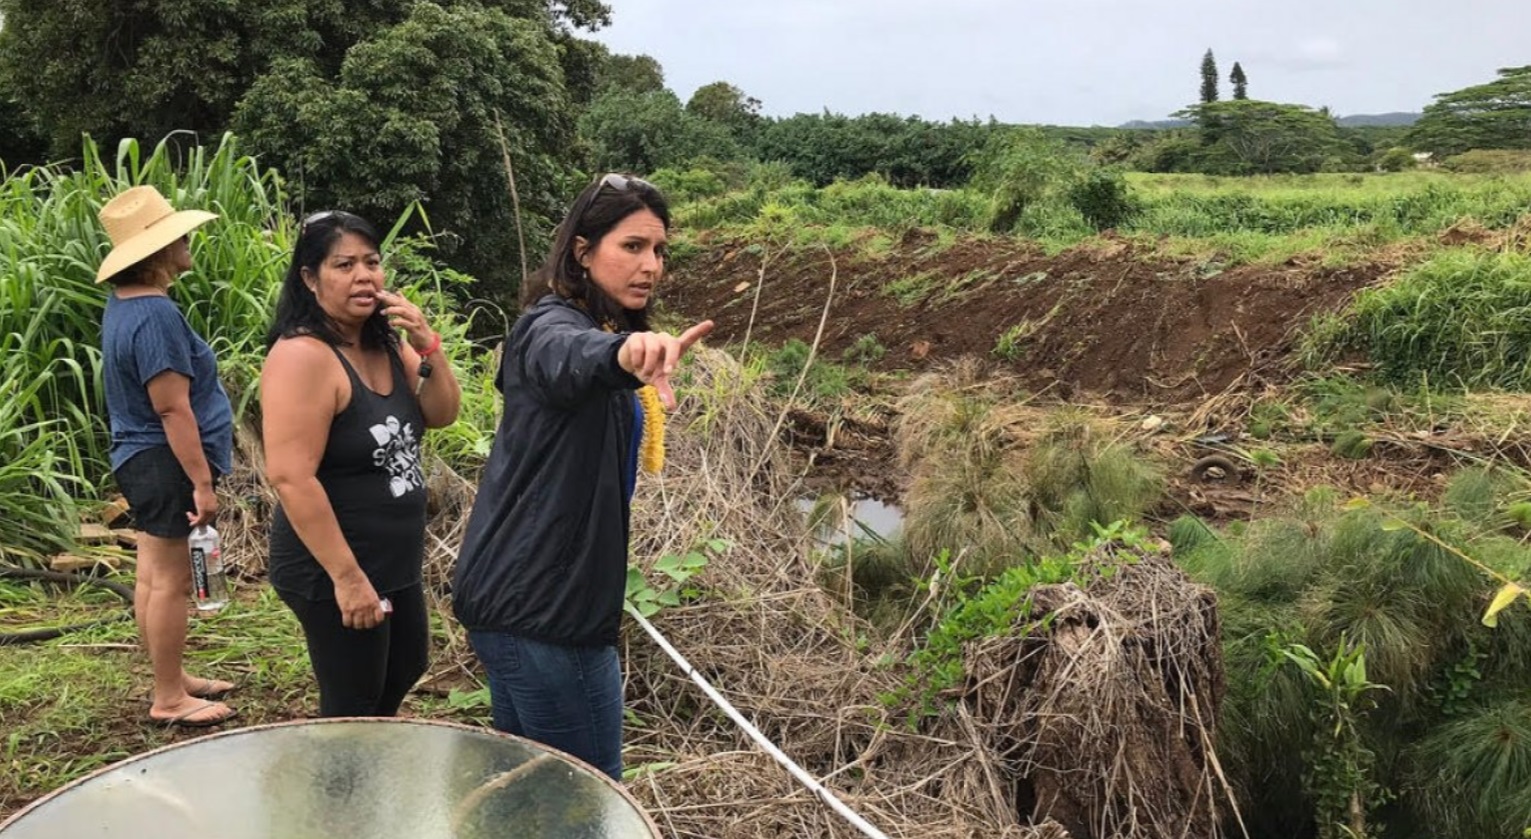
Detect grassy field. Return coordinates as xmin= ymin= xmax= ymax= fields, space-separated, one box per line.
xmin=662 ymin=165 xmax=1531 ymax=267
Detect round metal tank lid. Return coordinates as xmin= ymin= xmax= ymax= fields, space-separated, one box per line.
xmin=0 ymin=718 xmax=660 ymax=838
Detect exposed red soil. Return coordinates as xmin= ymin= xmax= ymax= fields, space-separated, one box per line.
xmin=660 ymin=231 xmax=1463 ymax=520
xmin=664 ymin=231 xmax=1390 ymax=405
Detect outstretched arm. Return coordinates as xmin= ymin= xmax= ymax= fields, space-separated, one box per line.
xmin=617 ymin=320 xmax=715 ymax=409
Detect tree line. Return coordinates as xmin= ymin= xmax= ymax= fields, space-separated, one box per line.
xmin=1 ymin=4 xmax=1526 ymax=295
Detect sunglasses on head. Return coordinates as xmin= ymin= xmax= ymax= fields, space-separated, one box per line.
xmin=299 ymin=210 xmax=358 ymax=234
xmin=597 ymin=173 xmax=655 ymax=193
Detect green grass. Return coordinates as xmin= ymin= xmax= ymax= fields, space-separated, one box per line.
xmin=884 ymin=269 xmax=943 ymax=307
xmin=1324 ymin=249 xmax=1531 ymax=391
xmin=668 ymin=166 xmax=1531 ymax=269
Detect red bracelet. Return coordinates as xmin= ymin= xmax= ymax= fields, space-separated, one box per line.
xmin=416 ymin=333 xmax=442 ymax=358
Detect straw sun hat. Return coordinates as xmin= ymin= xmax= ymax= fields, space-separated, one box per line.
xmin=96 ymin=186 xmax=218 ymax=283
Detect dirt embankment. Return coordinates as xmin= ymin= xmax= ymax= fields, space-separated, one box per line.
xmin=663 ymin=232 xmax=1390 ymax=404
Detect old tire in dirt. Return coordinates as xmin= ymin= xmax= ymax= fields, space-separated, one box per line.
xmin=1189 ymin=454 xmax=1240 ymax=483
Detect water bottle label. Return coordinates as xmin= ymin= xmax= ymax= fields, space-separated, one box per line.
xmin=191 ymin=546 xmax=211 ymax=601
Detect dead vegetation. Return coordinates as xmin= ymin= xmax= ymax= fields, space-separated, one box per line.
xmin=965 ymin=542 xmax=1231 ymax=839
xmin=611 ymin=350 xmax=1234 ymax=837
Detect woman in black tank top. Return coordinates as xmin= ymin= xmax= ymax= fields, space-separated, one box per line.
xmin=259 ymin=211 xmax=461 ymax=717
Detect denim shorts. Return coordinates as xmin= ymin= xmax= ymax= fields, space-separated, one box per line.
xmin=114 ymin=446 xmax=217 ymax=538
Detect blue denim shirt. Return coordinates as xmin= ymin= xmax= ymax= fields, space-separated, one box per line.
xmin=101 ymin=293 xmax=233 ymax=475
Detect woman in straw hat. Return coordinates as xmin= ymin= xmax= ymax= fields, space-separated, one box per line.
xmin=260 ymin=210 xmax=460 ymax=718
xmin=98 ymin=185 xmax=237 ymax=727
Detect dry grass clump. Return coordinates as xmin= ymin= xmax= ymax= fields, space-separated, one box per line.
xmin=896 ymin=361 xmax=1163 ymax=578
xmin=964 ymin=541 xmax=1231 ymax=839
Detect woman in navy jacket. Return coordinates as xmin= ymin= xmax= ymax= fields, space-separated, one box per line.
xmin=453 ymin=174 xmax=711 ymax=780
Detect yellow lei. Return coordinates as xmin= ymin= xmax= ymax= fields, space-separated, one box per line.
xmin=635 ymin=384 xmax=665 ymax=475
xmin=596 ymin=315 xmax=665 ymax=475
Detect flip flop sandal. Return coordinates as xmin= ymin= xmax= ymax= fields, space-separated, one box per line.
xmin=188 ymin=677 xmax=236 ymax=699
xmin=149 ymin=700 xmax=238 ymax=729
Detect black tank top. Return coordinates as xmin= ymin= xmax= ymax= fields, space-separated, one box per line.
xmin=268 ymin=344 xmax=427 ymax=600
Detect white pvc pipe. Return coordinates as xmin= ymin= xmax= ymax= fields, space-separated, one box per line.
xmin=626 ymin=605 xmax=893 ymax=839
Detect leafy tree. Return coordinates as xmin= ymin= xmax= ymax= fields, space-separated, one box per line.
xmin=577 ymin=88 xmax=738 ymax=173
xmin=0 ymin=0 xmax=600 ymax=298
xmin=1200 ymin=49 xmax=1220 ymax=104
xmin=553 ymin=35 xmax=613 ymax=108
xmin=967 ymin=127 xmax=1082 ymax=232
xmin=1230 ymin=62 xmax=1248 ymax=100
xmin=0 ymin=0 xmax=602 ymax=155
xmin=1180 ymin=100 xmax=1349 ymax=174
xmin=594 ymin=52 xmax=665 ymax=94
xmin=1124 ymin=131 xmax=1203 ymax=173
xmin=751 ymin=112 xmax=995 ymax=187
xmin=686 ymin=81 xmax=763 ymax=142
xmin=1088 ymin=132 xmax=1152 ymax=166
xmin=1408 ymin=65 xmax=1531 ymax=157
xmin=0 ymin=75 xmax=46 ymax=167
xmin=530 ymin=0 xmax=610 ymax=29
xmin=233 ymin=3 xmax=576 ymax=300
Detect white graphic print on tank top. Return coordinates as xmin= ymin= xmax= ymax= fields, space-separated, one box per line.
xmin=369 ymin=416 xmax=424 ymax=498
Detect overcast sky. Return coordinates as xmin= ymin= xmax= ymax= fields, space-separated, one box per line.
xmin=591 ymin=0 xmax=1530 ymax=126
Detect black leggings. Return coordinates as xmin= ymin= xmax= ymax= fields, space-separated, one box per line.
xmin=278 ymin=582 xmax=430 ymax=717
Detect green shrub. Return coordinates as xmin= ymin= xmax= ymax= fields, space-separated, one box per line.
xmin=1376 ymin=147 xmax=1418 ymax=172
xmin=842 ymin=333 xmax=886 ymax=365
xmin=1403 ymin=700 xmax=1531 ymax=838
xmin=1066 ymin=166 xmax=1138 ymax=231
xmin=967 ymin=128 xmax=1080 ymax=233
xmin=765 ymin=339 xmax=853 ymax=402
xmin=1194 ymin=485 xmax=1531 ymax=838
xmin=1442 ymin=467 xmax=1531 ymax=531
xmin=1023 ymin=413 xmax=1164 ymax=545
xmin=1168 ymin=514 xmax=1219 ymax=555
xmin=647 ymin=165 xmax=728 ymax=203
xmin=1331 ymin=429 xmax=1374 ymax=459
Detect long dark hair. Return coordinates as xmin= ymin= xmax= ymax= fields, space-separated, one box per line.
xmin=265 ymin=211 xmax=396 ymax=351
xmin=523 ymin=173 xmax=671 ymax=332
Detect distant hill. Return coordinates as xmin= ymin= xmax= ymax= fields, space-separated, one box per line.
xmin=1118 ymin=118 xmax=1192 ymax=130
xmin=1118 ymin=112 xmax=1419 ymax=130
xmin=1335 ymin=112 xmax=1420 ymax=127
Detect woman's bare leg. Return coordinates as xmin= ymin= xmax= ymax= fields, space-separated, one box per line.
xmin=136 ymin=533 xmax=231 ymax=721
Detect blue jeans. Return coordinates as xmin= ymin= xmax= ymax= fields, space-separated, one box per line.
xmin=467 ymin=631 xmax=624 ymax=781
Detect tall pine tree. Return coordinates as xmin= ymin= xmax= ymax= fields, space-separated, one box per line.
xmin=1230 ymin=62 xmax=1248 ymax=99
xmin=1200 ymin=49 xmax=1220 ymax=103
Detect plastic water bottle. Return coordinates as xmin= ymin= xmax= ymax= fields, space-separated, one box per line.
xmin=188 ymin=524 xmax=229 ymax=611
